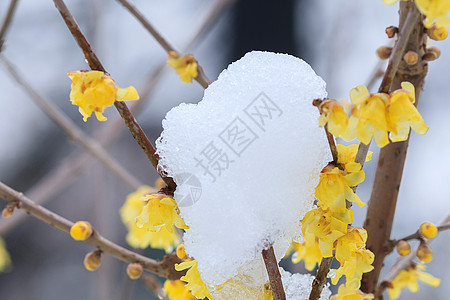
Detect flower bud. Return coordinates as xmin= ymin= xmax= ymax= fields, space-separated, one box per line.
xmin=419 ymin=222 xmax=438 ymax=239
xmin=417 ymin=243 xmax=433 ymax=263
xmin=396 ymin=240 xmax=411 ymax=256
xmin=84 ymin=250 xmax=102 ymax=271
xmin=126 ymin=263 xmax=143 ymax=280
xmin=376 ymin=46 xmax=392 ymax=60
xmin=70 ymin=221 xmax=93 ymax=241
xmin=403 ymin=51 xmax=418 ymax=65
xmin=176 ymin=244 xmax=188 ymax=260
xmin=2 ymin=203 xmax=15 ymax=218
xmin=423 ymin=47 xmax=441 ymax=61
xmin=385 ymin=26 xmax=398 ymax=38
xmin=427 ymin=25 xmax=448 ymax=41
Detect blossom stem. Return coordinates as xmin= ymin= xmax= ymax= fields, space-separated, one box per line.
xmin=0 ymin=55 xmax=142 ymax=190
xmin=52 ymin=0 xmax=177 ymax=192
xmin=0 ymin=181 xmax=185 ymax=279
xmin=115 ymin=0 xmax=212 ymax=89
xmin=324 ymin=124 xmax=338 ymax=162
xmin=262 ymin=245 xmax=286 ymax=300
xmin=309 ymin=256 xmax=333 ymax=300
xmin=375 ymin=214 xmax=450 ymax=298
xmin=0 ymin=0 xmax=19 ymax=51
xmin=361 ymin=2 xmax=427 ymax=294
xmin=388 ymin=222 xmax=450 ymax=252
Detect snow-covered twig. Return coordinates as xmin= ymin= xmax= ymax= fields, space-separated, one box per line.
xmin=0 ymin=181 xmax=184 ymax=279
xmin=0 ymin=55 xmax=142 ymax=190
xmin=52 ymin=0 xmax=177 ymax=192
xmin=0 ymin=0 xmax=19 ymax=51
xmin=116 ymin=0 xmax=212 ymax=89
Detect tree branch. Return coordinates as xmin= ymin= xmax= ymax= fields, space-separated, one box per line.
xmin=0 ymin=181 xmax=184 ymax=280
xmin=262 ymin=245 xmax=286 ymax=300
xmin=0 ymin=55 xmax=142 ymax=190
xmin=361 ymin=2 xmax=427 ymax=293
xmin=115 ymin=0 xmax=211 ymax=89
xmin=0 ymin=0 xmax=19 ymax=51
xmin=52 ymin=0 xmax=176 ymax=192
xmin=309 ymin=257 xmax=333 ymax=300
xmin=388 ymin=222 xmax=450 ymax=252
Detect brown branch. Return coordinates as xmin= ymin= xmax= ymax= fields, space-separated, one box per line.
xmin=0 ymin=0 xmax=19 ymax=51
xmin=0 ymin=181 xmax=184 ymax=279
xmin=375 ymin=214 xmax=450 ymax=298
xmin=0 ymin=55 xmax=142 ymax=190
xmin=309 ymin=257 xmax=333 ymax=300
xmin=361 ymin=2 xmax=427 ymax=293
xmin=262 ymin=245 xmax=286 ymax=300
xmin=388 ymin=222 xmax=450 ymax=252
xmin=52 ymin=0 xmax=176 ymax=192
xmin=115 ymin=0 xmax=211 ymax=89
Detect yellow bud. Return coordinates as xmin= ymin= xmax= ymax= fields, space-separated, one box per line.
xmin=155 ymin=178 xmax=166 ymax=190
xmin=126 ymin=263 xmax=143 ymax=280
xmin=419 ymin=222 xmax=438 ymax=239
xmin=84 ymin=250 xmax=102 ymax=271
xmin=2 ymin=204 xmax=15 ymax=218
xmin=396 ymin=240 xmax=411 ymax=256
xmin=428 ymin=25 xmax=448 ymax=41
xmin=423 ymin=47 xmax=441 ymax=61
xmin=70 ymin=221 xmax=93 ymax=241
xmin=176 ymin=244 xmax=187 ymax=260
xmin=385 ymin=26 xmax=398 ymax=38
xmin=417 ymin=243 xmax=433 ymax=263
xmin=403 ymin=51 xmax=418 ymax=65
xmin=376 ymin=46 xmax=393 ymax=59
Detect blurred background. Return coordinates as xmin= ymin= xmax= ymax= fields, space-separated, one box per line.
xmin=0 ymin=0 xmax=449 ymax=299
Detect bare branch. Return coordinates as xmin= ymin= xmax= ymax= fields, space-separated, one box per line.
xmin=0 ymin=181 xmax=184 ymax=280
xmin=309 ymin=257 xmax=333 ymax=300
xmin=0 ymin=0 xmax=19 ymax=51
xmin=52 ymin=0 xmax=176 ymax=192
xmin=262 ymin=245 xmax=286 ymax=300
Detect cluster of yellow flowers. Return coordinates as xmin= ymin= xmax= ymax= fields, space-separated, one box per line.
xmin=67 ymin=70 xmax=139 ymax=122
xmin=319 ymin=82 xmax=428 ymax=147
xmin=295 ymin=144 xmax=374 ymax=295
xmin=167 ymin=51 xmax=199 ymax=83
xmin=382 ymin=0 xmax=450 ymax=28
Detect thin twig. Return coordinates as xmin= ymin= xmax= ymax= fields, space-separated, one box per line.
xmin=309 ymin=257 xmax=333 ymax=300
xmin=0 ymin=55 xmax=142 ymax=190
xmin=375 ymin=214 xmax=450 ymax=298
xmin=52 ymin=0 xmax=176 ymax=192
xmin=262 ymin=245 xmax=286 ymax=300
xmin=0 ymin=0 xmax=19 ymax=51
xmin=388 ymin=222 xmax=450 ymax=252
xmin=0 ymin=181 xmax=184 ymax=279
xmin=115 ymin=0 xmax=211 ymax=89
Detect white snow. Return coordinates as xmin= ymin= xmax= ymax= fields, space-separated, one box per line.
xmin=156 ymin=51 xmax=330 ymax=288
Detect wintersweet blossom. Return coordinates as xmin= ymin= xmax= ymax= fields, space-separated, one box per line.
xmin=136 ymin=193 xmax=188 ymax=233
xmin=387 ymin=263 xmax=441 ymax=299
xmin=387 ymin=82 xmax=428 ymax=142
xmin=164 ymin=280 xmax=197 ymax=300
xmin=336 ymin=144 xmax=372 ymax=168
xmin=343 ymin=85 xmax=390 ymax=147
xmin=315 ymin=164 xmax=365 ymax=212
xmin=332 ymin=228 xmax=374 ymax=290
xmin=291 ymin=240 xmax=322 ymax=271
xmin=302 ymin=207 xmax=354 ymax=257
xmin=120 ymin=185 xmax=154 ymax=226
xmin=318 ymin=100 xmax=349 ymax=137
xmin=70 ymin=221 xmax=93 ymax=241
xmin=68 ymin=70 xmax=139 ymax=121
xmin=0 ymin=238 xmax=11 ymax=272
xmin=175 ymin=260 xmax=213 ymax=299
xmin=167 ymin=51 xmax=198 ymax=83
xmin=331 ymin=284 xmax=374 ymax=300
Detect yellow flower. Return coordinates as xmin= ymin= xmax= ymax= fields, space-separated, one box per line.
xmin=67 ymin=70 xmax=139 ymax=122
xmin=302 ymin=207 xmax=353 ymax=257
xmin=343 ymin=85 xmax=390 ymax=147
xmin=387 ymin=263 xmax=440 ymax=300
xmin=70 ymin=221 xmax=93 ymax=241
xmin=164 ymin=280 xmax=197 ymax=300
xmin=175 ymin=260 xmax=213 ymax=299
xmin=336 ymin=144 xmax=372 ymax=168
xmin=120 ymin=187 xmax=180 ymax=252
xmin=0 ymin=237 xmax=12 ymax=272
xmin=331 ymin=284 xmax=374 ymax=300
xmin=387 ymin=82 xmax=428 ymax=142
xmin=167 ymin=51 xmax=198 ymax=83
xmin=428 ymin=25 xmax=449 ymax=40
xmin=319 ymin=100 xmax=349 ymax=137
xmin=136 ymin=194 xmax=189 ymax=233
xmin=419 ymin=222 xmax=438 ymax=239
xmin=315 ymin=165 xmax=366 ymax=212
xmin=415 ymin=0 xmax=450 ymax=28
xmin=291 ymin=240 xmax=322 ymax=271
